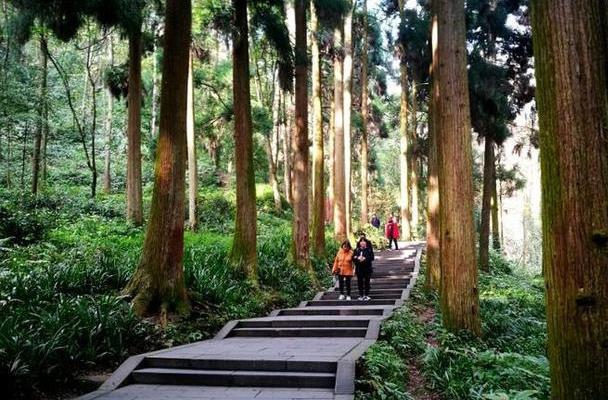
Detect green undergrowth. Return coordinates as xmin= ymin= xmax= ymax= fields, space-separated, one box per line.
xmin=355 ymin=250 xmax=549 ymax=400
xmin=0 ymin=185 xmax=337 ymax=398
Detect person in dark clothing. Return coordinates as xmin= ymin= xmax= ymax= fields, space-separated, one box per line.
xmin=370 ymin=214 xmax=381 ymax=229
xmin=353 ymin=238 xmax=374 ymax=300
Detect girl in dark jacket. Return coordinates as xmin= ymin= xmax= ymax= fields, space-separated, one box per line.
xmin=353 ymin=238 xmax=374 ymax=300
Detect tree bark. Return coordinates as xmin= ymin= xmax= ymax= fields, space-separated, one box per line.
xmin=186 ymin=51 xmax=197 ymax=230
xmin=398 ymin=0 xmax=411 ymax=241
xmin=32 ymin=34 xmax=47 ymax=195
xmin=479 ymin=137 xmax=495 ymax=271
xmin=292 ymin=0 xmax=310 ymax=270
xmin=425 ymin=11 xmax=440 ymax=291
xmin=343 ymin=3 xmax=353 ymax=237
xmin=491 ymin=162 xmax=501 ymax=250
xmin=103 ymin=35 xmax=114 ymax=194
xmin=530 ymin=1 xmax=608 ymax=397
xmin=333 ymin=25 xmax=347 ymax=242
xmin=327 ymin=91 xmax=335 ymax=224
xmin=281 ymin=93 xmax=292 ymax=205
xmin=268 ymin=75 xmax=282 ymax=211
xmin=435 ymin=0 xmax=480 ymax=335
xmin=125 ymin=0 xmax=191 ymax=317
xmin=150 ymin=37 xmax=159 ymax=139
xmin=230 ymin=0 xmax=257 ymax=281
xmin=310 ymin=1 xmax=325 ymax=258
xmin=360 ymin=0 xmax=369 ymax=226
xmin=127 ymin=28 xmax=143 ymax=225
xmin=409 ymin=81 xmax=419 ymax=237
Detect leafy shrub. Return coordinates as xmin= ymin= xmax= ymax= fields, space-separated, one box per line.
xmin=196 ymin=190 xmax=235 ymax=232
xmin=356 ymin=342 xmax=412 ymax=400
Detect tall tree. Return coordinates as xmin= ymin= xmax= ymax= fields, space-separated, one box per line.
xmin=230 ymin=0 xmax=257 ymax=280
xmin=126 ymin=0 xmax=191 ymax=315
xmin=292 ymin=0 xmax=310 ymax=269
xmin=186 ymin=50 xmax=197 ymax=230
xmin=103 ymin=34 xmax=113 ymax=194
xmin=126 ymin=21 xmax=143 ymax=225
xmin=435 ymin=0 xmax=480 ymax=335
xmin=333 ymin=22 xmax=347 ymax=242
xmin=310 ymin=0 xmax=325 ymax=257
xmin=359 ymin=0 xmax=369 ymax=226
xmin=425 ymin=3 xmax=440 ymax=291
xmin=343 ymin=2 xmax=353 ymax=237
xmin=31 ymin=33 xmax=47 ymax=195
xmin=531 ymin=1 xmax=608 ymax=397
xmin=397 ymin=0 xmax=411 ymax=240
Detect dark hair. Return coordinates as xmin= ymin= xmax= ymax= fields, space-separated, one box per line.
xmin=341 ymin=240 xmax=352 ymax=250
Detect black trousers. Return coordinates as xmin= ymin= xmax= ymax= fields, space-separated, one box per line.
xmin=357 ymin=272 xmax=372 ymax=297
xmin=388 ymin=237 xmax=399 ymax=249
xmin=338 ymin=276 xmax=352 ymax=296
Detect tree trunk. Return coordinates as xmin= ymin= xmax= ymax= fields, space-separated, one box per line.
xmin=530 ymin=1 xmax=608 ymax=397
xmin=186 ymin=51 xmax=197 ymax=230
xmin=327 ymin=91 xmax=335 ymax=224
xmin=425 ymin=12 xmax=440 ymax=291
xmin=360 ymin=0 xmax=369 ymax=226
xmin=479 ymin=137 xmax=495 ymax=271
xmin=268 ymin=75 xmax=282 ymax=211
xmin=409 ymin=81 xmax=419 ymax=237
xmin=491 ymin=162 xmax=501 ymax=250
xmin=310 ymin=1 xmax=325 ymax=258
xmin=281 ymin=94 xmax=292 ymax=205
xmin=150 ymin=38 xmax=159 ymax=139
xmin=127 ymin=28 xmax=143 ymax=225
xmin=292 ymin=0 xmax=310 ymax=270
xmin=125 ymin=0 xmax=191 ymax=317
xmin=32 ymin=35 xmax=47 ymax=195
xmin=333 ymin=25 xmax=347 ymax=242
xmin=343 ymin=4 xmax=353 ymax=237
xmin=230 ymin=0 xmax=257 ymax=281
xmin=103 ymin=35 xmax=114 ymax=194
xmin=435 ymin=0 xmax=480 ymax=336
xmin=398 ymin=0 xmax=411 ymax=241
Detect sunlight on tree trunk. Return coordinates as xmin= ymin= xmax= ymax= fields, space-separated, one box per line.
xmin=186 ymin=51 xmax=197 ymax=230
xmin=333 ymin=25 xmax=347 ymax=243
xmin=531 ymin=1 xmax=608 ymax=397
xmin=310 ymin=1 xmax=325 ymax=258
xmin=125 ymin=0 xmax=191 ymax=316
xmin=398 ymin=0 xmax=411 ymax=241
xmin=425 ymin=13 xmax=440 ymax=291
xmin=230 ymin=0 xmax=257 ymax=281
xmin=343 ymin=3 xmax=353 ymax=237
xmin=127 ymin=28 xmax=143 ymax=225
xmin=436 ymin=0 xmax=480 ymax=336
xmin=359 ymin=0 xmax=369 ymax=227
xmin=409 ymin=81 xmax=419 ymax=237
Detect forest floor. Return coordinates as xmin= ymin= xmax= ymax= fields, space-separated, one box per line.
xmin=355 ymin=252 xmax=549 ymax=400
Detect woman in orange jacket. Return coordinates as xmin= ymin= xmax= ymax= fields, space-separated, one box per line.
xmin=332 ymin=240 xmax=354 ymax=300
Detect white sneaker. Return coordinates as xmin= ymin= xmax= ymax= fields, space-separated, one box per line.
xmin=338 ymin=294 xmax=345 ymax=300
xmin=357 ymin=296 xmax=364 ymax=301
xmin=346 ymin=296 xmax=351 ymax=301
xmin=364 ymin=296 xmax=371 ymax=301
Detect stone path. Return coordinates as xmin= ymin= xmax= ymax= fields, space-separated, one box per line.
xmin=78 ymin=243 xmax=423 ymax=400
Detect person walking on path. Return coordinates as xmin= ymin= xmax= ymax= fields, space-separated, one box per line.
xmin=356 ymin=232 xmax=375 ymax=258
xmin=370 ymin=214 xmax=381 ymax=229
xmin=332 ymin=241 xmax=354 ymax=300
xmin=353 ymin=238 xmax=374 ymax=300
xmin=385 ymin=217 xmax=400 ymax=250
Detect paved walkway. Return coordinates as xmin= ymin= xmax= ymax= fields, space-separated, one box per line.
xmin=78 ymin=243 xmax=423 ymax=400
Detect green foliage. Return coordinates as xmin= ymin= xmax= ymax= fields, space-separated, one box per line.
xmin=356 ymin=252 xmax=549 ymax=400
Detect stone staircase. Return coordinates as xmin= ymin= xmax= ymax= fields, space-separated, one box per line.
xmin=77 ymin=243 xmax=423 ymax=400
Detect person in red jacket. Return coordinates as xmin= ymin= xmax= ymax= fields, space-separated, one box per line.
xmin=385 ymin=217 xmax=400 ymax=250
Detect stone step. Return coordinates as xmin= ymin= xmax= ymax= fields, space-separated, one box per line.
xmin=277 ymin=307 xmax=385 ymax=316
xmin=306 ymin=299 xmax=397 ymax=307
xmin=131 ymin=368 xmax=335 ymax=388
xmin=142 ymin=357 xmax=336 ymax=373
xmin=229 ymin=327 xmax=368 ymax=338
xmin=322 ymin=292 xmax=401 ymax=300
xmin=237 ymin=319 xmax=369 ymax=328
xmin=343 ymin=283 xmax=409 ymax=290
